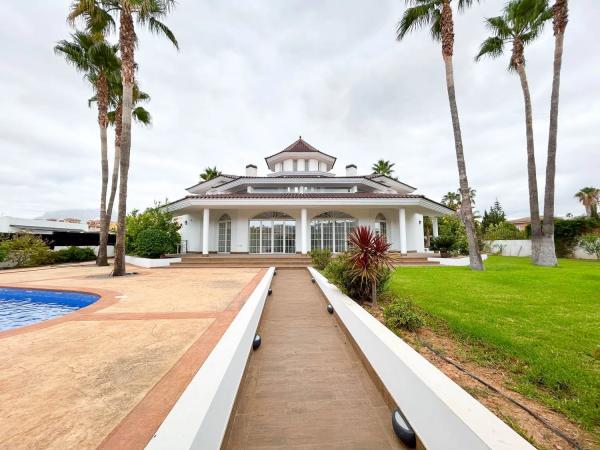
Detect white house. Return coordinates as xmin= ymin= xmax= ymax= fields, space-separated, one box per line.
xmin=165 ymin=137 xmax=451 ymax=255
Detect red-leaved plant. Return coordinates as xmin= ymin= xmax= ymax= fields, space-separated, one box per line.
xmin=347 ymin=225 xmax=393 ymax=306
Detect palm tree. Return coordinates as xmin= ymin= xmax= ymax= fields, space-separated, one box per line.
xmin=371 ymin=160 xmax=396 ymax=177
xmin=397 ymin=0 xmax=484 ymax=271
xmin=70 ymin=0 xmax=178 ymax=276
xmin=55 ymin=31 xmax=120 ymax=267
xmin=475 ymin=0 xmax=551 ymax=265
xmin=575 ymin=187 xmax=599 ymax=218
xmin=200 ymin=167 xmax=222 ymax=181
xmin=90 ymin=78 xmax=152 ymax=260
xmin=442 ymin=191 xmax=462 ymax=210
xmin=540 ymin=0 xmax=568 ymax=267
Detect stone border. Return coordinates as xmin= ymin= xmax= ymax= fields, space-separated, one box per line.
xmin=145 ymin=267 xmax=275 ymax=450
xmin=308 ymin=267 xmax=534 ymax=450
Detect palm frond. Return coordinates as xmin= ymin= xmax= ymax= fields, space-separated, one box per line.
xmin=396 ymin=1 xmax=441 ymax=41
xmin=147 ymin=17 xmax=179 ymax=49
xmin=475 ymin=37 xmax=505 ymax=61
xmin=132 ymin=106 xmax=152 ymax=125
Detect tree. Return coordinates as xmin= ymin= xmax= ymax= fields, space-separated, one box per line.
xmin=540 ymin=0 xmax=568 ymax=267
xmin=575 ymin=187 xmax=599 ymax=218
xmin=347 ymin=226 xmax=393 ymax=307
xmin=482 ymin=199 xmax=506 ymax=230
xmin=397 ymin=0 xmax=484 ymax=271
xmin=578 ymin=234 xmax=600 ymax=260
xmin=70 ymin=0 xmax=179 ymax=276
xmin=200 ymin=166 xmax=222 ymax=181
xmin=442 ymin=191 xmax=461 ymax=210
xmin=371 ymin=160 xmax=396 ymax=177
xmin=54 ymin=31 xmax=120 ymax=267
xmin=475 ymin=0 xmax=551 ymax=265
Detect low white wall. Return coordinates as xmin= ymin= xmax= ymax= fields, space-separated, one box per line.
xmin=309 ymin=268 xmax=534 ymax=450
xmin=124 ymin=255 xmax=181 ymax=268
xmin=486 ymin=240 xmax=598 ymax=259
xmin=147 ymin=267 xmax=275 ymax=450
xmin=428 ymin=254 xmax=488 ymax=266
xmin=54 ymin=245 xmax=114 ymax=258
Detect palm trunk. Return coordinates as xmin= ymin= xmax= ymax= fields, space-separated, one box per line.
xmin=371 ymin=279 xmax=377 ymax=307
xmin=96 ymin=72 xmax=110 ymax=267
xmin=440 ymin=0 xmax=483 ymax=271
xmin=113 ymin=10 xmax=135 ymax=277
xmin=516 ymin=63 xmax=542 ymax=265
xmin=105 ymin=104 xmax=122 ymax=244
xmin=540 ymin=0 xmax=568 ymax=267
xmin=443 ymin=55 xmax=484 ymax=271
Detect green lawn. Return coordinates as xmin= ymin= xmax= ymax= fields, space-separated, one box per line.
xmin=388 ymin=256 xmax=600 ymax=432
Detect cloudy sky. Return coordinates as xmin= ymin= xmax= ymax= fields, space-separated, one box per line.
xmin=1 ymin=1 xmax=598 ymax=219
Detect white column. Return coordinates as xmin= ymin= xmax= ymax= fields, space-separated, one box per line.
xmin=301 ymin=208 xmax=308 ymax=254
xmin=202 ymin=208 xmax=210 ymax=255
xmin=432 ymin=217 xmax=439 ymax=238
xmin=399 ymin=208 xmax=407 ymax=254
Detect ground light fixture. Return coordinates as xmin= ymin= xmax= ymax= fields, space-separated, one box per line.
xmin=311 ymin=277 xmax=315 ymax=283
xmin=391 ymin=408 xmax=416 ymax=448
xmin=268 ymin=288 xmax=273 ymax=296
xmin=252 ymin=334 xmax=261 ymax=350
xmin=327 ymin=304 xmax=334 ymax=314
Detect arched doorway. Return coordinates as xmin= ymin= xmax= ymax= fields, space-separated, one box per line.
xmin=248 ymin=212 xmax=296 ymax=254
xmin=311 ymin=211 xmax=357 ymax=253
xmin=218 ymin=214 xmax=231 ymax=253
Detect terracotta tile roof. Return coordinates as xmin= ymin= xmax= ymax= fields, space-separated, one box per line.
xmin=264 ymin=137 xmax=337 ymax=162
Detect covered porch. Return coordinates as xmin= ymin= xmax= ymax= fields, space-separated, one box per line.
xmin=168 ymin=201 xmax=446 ymax=256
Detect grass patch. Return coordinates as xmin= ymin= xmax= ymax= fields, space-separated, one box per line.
xmin=387 ymin=256 xmax=600 ymax=432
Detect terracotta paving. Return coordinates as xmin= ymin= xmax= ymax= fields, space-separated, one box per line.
xmin=0 ymin=264 xmax=263 ymax=449
xmin=224 ymin=269 xmax=406 ymax=449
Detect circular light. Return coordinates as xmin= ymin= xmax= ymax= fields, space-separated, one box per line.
xmin=311 ymin=277 xmax=315 ymax=283
xmin=268 ymin=288 xmax=273 ymax=296
xmin=327 ymin=304 xmax=334 ymax=314
xmin=392 ymin=409 xmax=416 ymax=448
xmin=252 ymin=334 xmax=262 ymax=350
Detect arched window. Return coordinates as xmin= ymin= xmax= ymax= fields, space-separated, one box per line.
xmin=218 ymin=214 xmax=231 ymax=253
xmin=374 ymin=213 xmax=387 ymax=239
xmin=249 ymin=212 xmax=295 ymax=254
xmin=311 ymin=211 xmax=357 ymax=253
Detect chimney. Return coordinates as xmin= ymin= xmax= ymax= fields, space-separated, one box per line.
xmin=246 ymin=164 xmax=257 ymax=177
xmin=345 ymin=164 xmax=357 ymax=176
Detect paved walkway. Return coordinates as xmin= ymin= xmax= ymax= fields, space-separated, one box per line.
xmin=224 ymin=269 xmax=406 ymax=449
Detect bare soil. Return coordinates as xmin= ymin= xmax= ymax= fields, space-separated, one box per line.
xmin=362 ymin=304 xmax=599 ymax=450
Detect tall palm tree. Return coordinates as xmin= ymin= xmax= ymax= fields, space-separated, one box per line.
xmin=540 ymin=0 xmax=568 ymax=266
xmin=575 ymin=187 xmax=599 ymax=218
xmin=200 ymin=167 xmax=222 ymax=181
xmin=70 ymin=0 xmax=178 ymax=276
xmin=54 ymin=31 xmax=120 ymax=267
xmin=397 ymin=0 xmax=484 ymax=270
xmin=90 ymin=79 xmax=152 ymax=259
xmin=475 ymin=0 xmax=551 ymax=265
xmin=371 ymin=160 xmax=396 ymax=177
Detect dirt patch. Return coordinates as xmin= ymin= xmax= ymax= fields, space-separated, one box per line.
xmin=362 ymin=304 xmax=599 ymax=450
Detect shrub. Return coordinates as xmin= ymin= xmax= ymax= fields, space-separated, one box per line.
xmin=126 ymin=204 xmax=181 ymax=256
xmin=578 ymin=233 xmax=600 ymax=259
xmin=134 ymin=228 xmax=172 ymax=258
xmin=483 ymin=222 xmax=526 ymax=240
xmin=0 ymin=235 xmax=53 ymax=267
xmin=383 ymin=296 xmax=424 ymax=332
xmin=526 ymin=216 xmax=600 ymax=257
xmin=429 ymin=235 xmax=456 ymax=257
xmin=323 ymin=253 xmax=390 ymax=302
xmin=52 ymin=246 xmax=96 ymax=264
xmin=309 ymin=248 xmax=332 ymax=270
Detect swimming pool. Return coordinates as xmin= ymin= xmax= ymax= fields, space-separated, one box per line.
xmin=0 ymin=287 xmax=99 ymax=332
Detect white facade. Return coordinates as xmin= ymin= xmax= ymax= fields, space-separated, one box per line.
xmin=166 ymin=138 xmax=452 ymax=254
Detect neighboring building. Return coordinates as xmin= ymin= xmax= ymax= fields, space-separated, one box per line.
xmin=0 ymin=216 xmax=89 ymax=234
xmin=165 ymin=137 xmax=451 ymax=254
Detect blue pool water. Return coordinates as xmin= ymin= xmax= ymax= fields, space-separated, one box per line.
xmin=0 ymin=288 xmax=99 ymax=332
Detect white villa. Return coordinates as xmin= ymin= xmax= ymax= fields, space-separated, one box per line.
xmin=165 ymin=137 xmax=451 ymax=255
